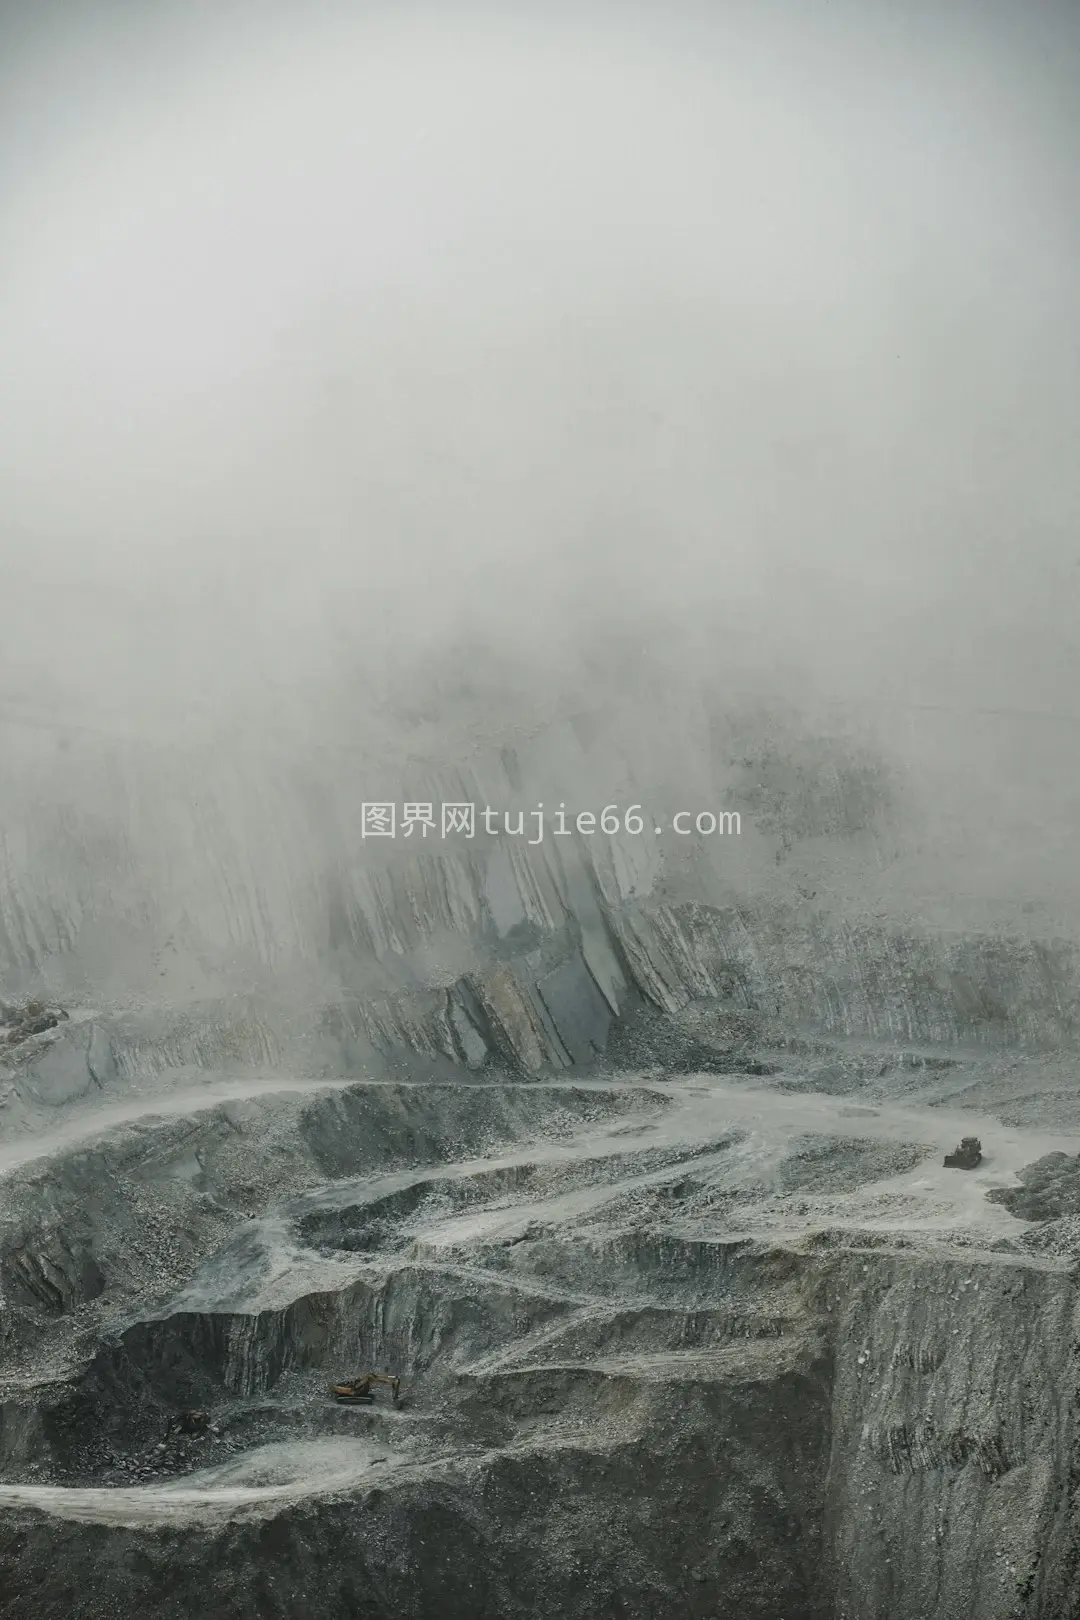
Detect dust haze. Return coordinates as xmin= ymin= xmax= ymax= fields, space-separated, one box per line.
xmin=1 ymin=0 xmax=1079 ymax=909
xmin=9 ymin=15 xmax=1080 ymax=1613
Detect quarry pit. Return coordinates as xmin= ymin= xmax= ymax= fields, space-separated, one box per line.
xmin=5 ymin=957 xmax=1080 ymax=1619
xmin=5 ymin=5 xmax=1080 ymax=1613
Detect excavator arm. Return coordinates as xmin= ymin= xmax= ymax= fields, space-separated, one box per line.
xmin=331 ymin=1372 xmax=400 ymax=1404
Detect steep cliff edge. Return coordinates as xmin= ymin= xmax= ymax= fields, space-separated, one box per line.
xmin=5 ymin=700 xmax=1080 ymax=1115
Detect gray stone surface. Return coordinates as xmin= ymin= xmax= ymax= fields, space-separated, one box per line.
xmin=535 ymin=952 xmax=612 ymax=1064
xmin=3 ymin=708 xmax=1080 ymax=1617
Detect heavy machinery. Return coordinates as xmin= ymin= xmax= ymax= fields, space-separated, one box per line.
xmin=0 ymin=998 xmax=67 ymax=1046
xmin=164 ymin=1408 xmax=212 ymax=1440
xmin=944 ymin=1136 xmax=983 ymax=1170
xmin=331 ymin=1373 xmax=401 ymax=1406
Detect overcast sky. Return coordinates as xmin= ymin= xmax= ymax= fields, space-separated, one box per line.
xmin=2 ymin=0 xmax=1079 ymax=748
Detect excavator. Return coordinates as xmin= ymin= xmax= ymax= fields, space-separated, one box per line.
xmin=164 ymin=1408 xmax=212 ymax=1440
xmin=331 ymin=1372 xmax=401 ymax=1406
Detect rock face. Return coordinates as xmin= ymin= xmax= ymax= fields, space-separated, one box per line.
xmin=5 ymin=702 xmax=1080 ymax=1124
xmin=0 ymin=1072 xmax=1077 ymax=1620
xmin=3 ymin=702 xmax=1080 ymax=1617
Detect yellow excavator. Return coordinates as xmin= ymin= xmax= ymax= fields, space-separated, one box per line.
xmin=331 ymin=1372 xmax=401 ymax=1406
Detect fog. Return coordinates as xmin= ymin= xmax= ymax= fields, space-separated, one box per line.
xmin=6 ymin=21 xmax=1080 ymax=1612
xmin=1 ymin=1 xmax=1080 ymax=986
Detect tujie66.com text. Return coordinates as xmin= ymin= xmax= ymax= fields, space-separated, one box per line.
xmin=359 ymin=803 xmax=741 ymax=843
